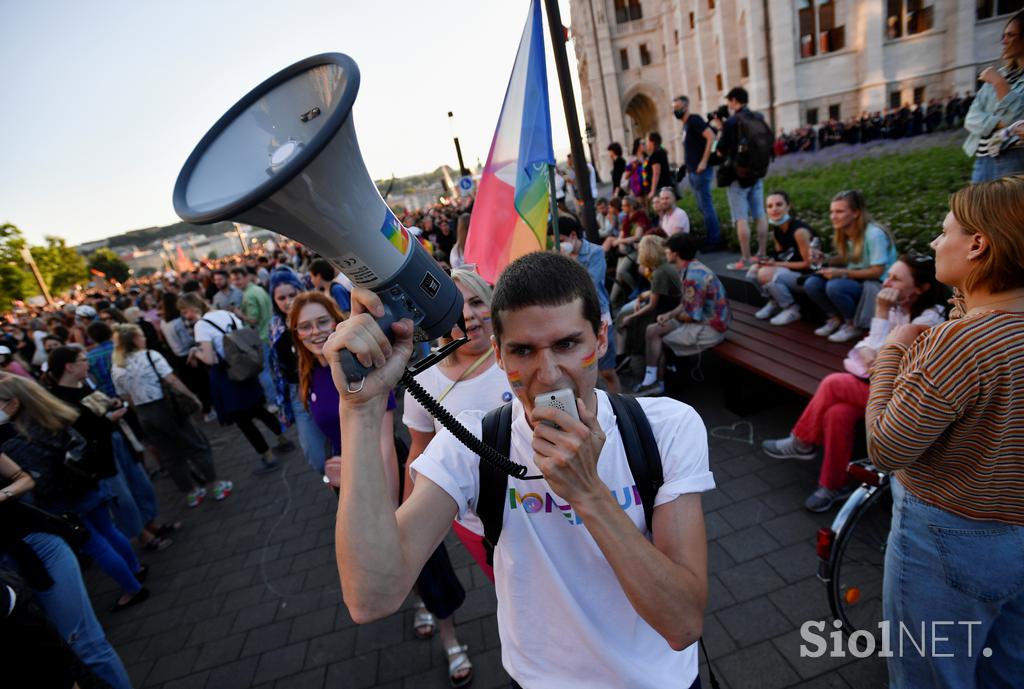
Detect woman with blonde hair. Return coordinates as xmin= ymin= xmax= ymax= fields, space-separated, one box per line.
xmin=111 ymin=323 xmax=228 ymax=508
xmin=616 ymin=235 xmax=681 ymax=373
xmin=0 ymin=373 xmax=149 ymax=613
xmin=867 ymin=176 xmax=1024 ymax=687
xmin=803 ymin=189 xmax=896 ymax=343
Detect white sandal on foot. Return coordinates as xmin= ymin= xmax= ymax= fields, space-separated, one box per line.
xmin=413 ymin=602 xmax=435 ymax=639
xmin=446 ymin=643 xmax=473 ymax=688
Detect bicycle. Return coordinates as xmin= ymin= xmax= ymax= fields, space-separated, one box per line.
xmin=816 ymin=460 xmax=892 ymax=652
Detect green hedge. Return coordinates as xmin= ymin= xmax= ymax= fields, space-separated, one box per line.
xmin=679 ymin=143 xmax=974 ymax=254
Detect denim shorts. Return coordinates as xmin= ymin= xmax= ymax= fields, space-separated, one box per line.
xmin=726 ymin=178 xmax=765 ymax=223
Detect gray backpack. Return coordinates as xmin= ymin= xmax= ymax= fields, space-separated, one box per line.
xmin=200 ymin=316 xmax=264 ymax=382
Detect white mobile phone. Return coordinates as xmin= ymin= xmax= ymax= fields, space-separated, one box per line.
xmin=533 ymin=388 xmax=580 ymax=428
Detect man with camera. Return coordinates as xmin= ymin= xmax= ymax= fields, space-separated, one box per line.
xmin=327 ymin=251 xmax=714 ymax=689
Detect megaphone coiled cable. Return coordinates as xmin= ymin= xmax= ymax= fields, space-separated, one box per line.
xmin=400 ymin=370 xmax=543 ymax=480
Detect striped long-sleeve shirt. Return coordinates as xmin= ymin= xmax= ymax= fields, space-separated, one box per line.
xmin=867 ymin=311 xmax=1024 ymax=526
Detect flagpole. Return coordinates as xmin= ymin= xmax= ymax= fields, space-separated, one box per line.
xmin=543 ymin=0 xmax=598 ymax=244
xmin=549 ymin=166 xmax=560 ymax=250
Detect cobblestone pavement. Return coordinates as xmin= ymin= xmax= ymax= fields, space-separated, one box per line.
xmin=87 ymin=354 xmax=889 ymax=689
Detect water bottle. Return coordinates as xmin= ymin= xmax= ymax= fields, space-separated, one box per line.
xmin=809 ymin=237 xmax=824 ymax=271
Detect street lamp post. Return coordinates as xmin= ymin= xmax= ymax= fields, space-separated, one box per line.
xmin=447 ymin=111 xmax=470 ymax=178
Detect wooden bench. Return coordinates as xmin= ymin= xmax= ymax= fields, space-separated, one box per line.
xmin=714 ymin=301 xmax=851 ymax=402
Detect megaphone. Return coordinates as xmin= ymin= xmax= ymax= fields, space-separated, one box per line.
xmin=172 ymin=53 xmax=462 ymax=381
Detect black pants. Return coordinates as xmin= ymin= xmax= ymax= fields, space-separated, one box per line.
xmin=234 ymin=404 xmax=282 ymax=454
xmin=415 ymin=542 xmax=465 ymax=620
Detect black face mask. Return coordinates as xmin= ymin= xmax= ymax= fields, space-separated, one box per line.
xmin=673 ymin=107 xmax=687 ymax=120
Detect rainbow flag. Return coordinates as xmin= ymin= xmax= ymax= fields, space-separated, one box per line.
xmin=465 ymin=0 xmax=554 ymax=284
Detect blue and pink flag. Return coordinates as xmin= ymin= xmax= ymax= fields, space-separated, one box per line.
xmin=465 ymin=0 xmax=554 ymax=284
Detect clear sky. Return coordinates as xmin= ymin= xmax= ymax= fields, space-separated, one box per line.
xmin=0 ymin=0 xmax=586 ymax=246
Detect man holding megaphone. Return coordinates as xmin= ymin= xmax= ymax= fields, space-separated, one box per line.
xmin=329 ymin=252 xmax=714 ymax=689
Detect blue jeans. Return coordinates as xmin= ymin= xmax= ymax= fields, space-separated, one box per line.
xmin=72 ymin=490 xmax=142 ymax=594
xmin=100 ymin=471 xmax=143 ymax=540
xmin=971 ymin=148 xmax=1024 ymax=183
xmin=23 ymin=533 xmax=133 ymax=689
xmin=726 ymin=178 xmax=765 ymax=224
xmin=746 ymin=265 xmax=802 ymax=308
xmin=803 ymin=275 xmax=863 ymax=321
xmin=258 ymin=342 xmax=278 ymax=412
xmin=688 ymin=167 xmax=721 ymax=245
xmin=289 ymin=382 xmax=331 ymax=474
xmin=112 ymin=430 xmax=158 ymax=525
xmin=884 ymin=477 xmax=1024 ymax=688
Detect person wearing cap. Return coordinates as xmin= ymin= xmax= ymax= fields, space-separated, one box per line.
xmin=0 ymin=345 xmax=31 ymax=378
xmin=71 ymin=305 xmax=97 ymax=348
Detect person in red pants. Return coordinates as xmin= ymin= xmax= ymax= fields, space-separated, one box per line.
xmin=762 ymin=254 xmax=947 ymax=511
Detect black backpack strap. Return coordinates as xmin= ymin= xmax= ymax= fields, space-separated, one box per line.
xmin=199 ymin=317 xmax=226 ymax=334
xmin=477 ymin=402 xmax=513 ymax=565
xmin=606 ymin=393 xmax=663 ymax=534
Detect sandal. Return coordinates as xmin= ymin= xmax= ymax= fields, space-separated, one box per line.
xmin=413 ymin=602 xmax=436 ymax=640
xmin=446 ymin=644 xmax=473 ymax=688
xmin=154 ymin=521 xmax=183 ymax=538
xmin=142 ymin=536 xmax=173 ymax=552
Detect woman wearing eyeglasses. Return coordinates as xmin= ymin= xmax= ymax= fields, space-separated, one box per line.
xmin=963 ymin=11 xmax=1024 ymax=183
xmin=287 ymin=291 xmax=399 ymax=497
xmin=868 ymin=177 xmax=1024 ymax=688
xmin=762 ymin=254 xmax=946 ymax=512
xmin=803 ymin=189 xmax=897 ymax=344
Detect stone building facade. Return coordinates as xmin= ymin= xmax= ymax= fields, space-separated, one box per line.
xmin=569 ymin=0 xmax=1018 ymax=176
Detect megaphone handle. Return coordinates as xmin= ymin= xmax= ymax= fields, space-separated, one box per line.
xmin=339 ymin=306 xmax=398 ymax=386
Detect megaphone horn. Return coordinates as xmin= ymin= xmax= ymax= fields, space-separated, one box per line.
xmin=172 ymin=53 xmax=462 ymax=382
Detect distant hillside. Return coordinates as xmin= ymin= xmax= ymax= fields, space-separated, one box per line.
xmin=104 ymin=221 xmax=239 ymax=250
xmin=96 ymin=166 xmax=454 ymax=249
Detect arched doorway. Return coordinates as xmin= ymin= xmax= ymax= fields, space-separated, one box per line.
xmin=624 ymin=93 xmax=658 ymax=147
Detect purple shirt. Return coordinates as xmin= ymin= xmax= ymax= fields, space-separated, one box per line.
xmin=308 ymin=363 xmax=395 ymax=454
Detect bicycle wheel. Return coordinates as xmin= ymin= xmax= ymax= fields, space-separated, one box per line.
xmin=828 ymin=481 xmax=892 ymax=649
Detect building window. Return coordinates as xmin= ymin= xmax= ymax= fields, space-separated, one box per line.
xmin=689 ymin=12 xmax=695 ymax=29
xmin=620 ymin=48 xmax=630 ymax=70
xmin=807 ymin=107 xmax=819 ymax=125
xmin=675 ymin=29 xmax=679 ymax=44
xmin=614 ymin=0 xmax=643 ymax=23
xmin=709 ymin=0 xmax=716 ymax=8
xmin=740 ymin=57 xmax=750 ymax=78
xmin=977 ymin=0 xmax=1024 ymax=20
xmin=887 ymin=0 xmax=934 ymax=39
xmin=829 ymin=103 xmax=841 ymax=120
xmin=716 ymin=73 xmax=723 ymax=91
xmin=698 ymin=85 xmax=703 ymax=101
xmin=640 ymin=43 xmax=652 ymax=65
xmin=914 ymin=86 xmax=926 ymax=104
xmin=890 ymin=91 xmax=902 ymax=109
xmin=798 ymin=1 xmax=846 ymax=58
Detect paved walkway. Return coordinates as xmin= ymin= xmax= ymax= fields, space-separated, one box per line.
xmin=86 ymin=356 xmax=889 ymax=688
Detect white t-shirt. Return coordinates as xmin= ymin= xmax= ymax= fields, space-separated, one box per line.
xmin=403 ymin=361 xmax=513 ymax=536
xmin=112 ymin=350 xmax=172 ymax=405
xmin=410 ymin=390 xmax=715 ymax=688
xmin=660 ymin=207 xmax=691 ymax=236
xmin=194 ymin=310 xmax=244 ymax=360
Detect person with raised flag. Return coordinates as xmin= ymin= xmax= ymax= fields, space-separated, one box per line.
xmin=464 ymin=0 xmax=555 ymax=285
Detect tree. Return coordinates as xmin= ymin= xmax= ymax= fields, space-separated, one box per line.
xmin=30 ymin=236 xmax=88 ymax=296
xmin=0 ymin=222 xmax=32 ymax=305
xmin=88 ymin=247 xmax=130 ymax=283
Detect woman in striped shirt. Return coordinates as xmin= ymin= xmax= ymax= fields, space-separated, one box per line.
xmin=867 ymin=176 xmax=1024 ymax=688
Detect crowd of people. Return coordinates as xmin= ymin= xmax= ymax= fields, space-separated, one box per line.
xmin=2 ymin=12 xmax=1023 ymax=687
xmin=774 ymin=92 xmax=976 ymax=156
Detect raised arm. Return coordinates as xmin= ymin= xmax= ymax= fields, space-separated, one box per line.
xmin=327 ymin=289 xmax=457 ymax=622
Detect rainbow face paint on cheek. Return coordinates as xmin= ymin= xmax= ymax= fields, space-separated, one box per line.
xmin=507 ymin=370 xmax=523 ymax=388
xmin=581 ymin=349 xmax=597 ymax=369
xmin=479 ymin=309 xmax=492 ymax=323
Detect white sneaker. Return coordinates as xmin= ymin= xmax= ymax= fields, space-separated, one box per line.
xmin=814 ymin=317 xmax=842 ymax=337
xmin=829 ymin=323 xmax=862 ymax=343
xmin=770 ymin=305 xmax=801 ymax=326
xmin=755 ymin=301 xmax=780 ymax=320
